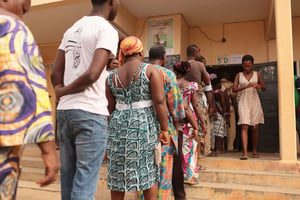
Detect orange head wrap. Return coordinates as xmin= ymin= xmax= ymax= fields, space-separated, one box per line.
xmin=118 ymin=36 xmax=143 ymax=65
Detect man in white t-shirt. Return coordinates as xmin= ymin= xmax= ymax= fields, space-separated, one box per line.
xmin=51 ymin=0 xmax=119 ymax=199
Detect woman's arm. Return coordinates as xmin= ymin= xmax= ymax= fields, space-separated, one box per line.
xmin=147 ymin=65 xmax=169 ymax=144
xmin=191 ymin=92 xmax=207 ymax=134
xmin=256 ymin=72 xmax=266 ymax=91
xmin=183 ymin=102 xmax=199 ymax=138
xmin=105 ymin=77 xmax=116 ymax=115
xmin=219 ymin=91 xmax=230 ymax=124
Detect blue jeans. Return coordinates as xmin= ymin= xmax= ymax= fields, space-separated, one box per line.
xmin=56 ymin=110 xmax=108 ymax=200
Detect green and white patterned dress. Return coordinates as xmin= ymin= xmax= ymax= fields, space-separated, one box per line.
xmin=107 ymin=63 xmax=160 ymax=192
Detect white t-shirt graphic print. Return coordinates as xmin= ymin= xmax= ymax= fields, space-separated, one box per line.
xmin=57 ymin=16 xmax=118 ymax=115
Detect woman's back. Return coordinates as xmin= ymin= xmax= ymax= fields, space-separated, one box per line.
xmin=109 ymin=63 xmax=152 ymax=105
xmin=107 ymin=62 xmax=160 ymax=192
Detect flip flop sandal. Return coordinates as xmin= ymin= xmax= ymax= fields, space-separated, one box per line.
xmin=207 ymin=152 xmax=218 ymax=157
xmin=252 ymin=154 xmax=260 ymax=158
xmin=240 ymin=156 xmax=248 ymax=160
xmin=197 ymin=165 xmax=206 ymax=170
xmin=184 ymin=177 xmax=199 ymax=185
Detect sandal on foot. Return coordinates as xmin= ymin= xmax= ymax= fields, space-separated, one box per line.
xmin=252 ymin=153 xmax=260 ymax=158
xmin=197 ymin=165 xmax=206 ymax=170
xmin=240 ymin=156 xmax=248 ymax=160
xmin=207 ymin=152 xmax=218 ymax=157
xmin=184 ymin=177 xmax=199 ymax=185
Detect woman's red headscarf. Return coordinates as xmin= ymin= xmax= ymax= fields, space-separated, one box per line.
xmin=118 ymin=36 xmax=143 ymax=65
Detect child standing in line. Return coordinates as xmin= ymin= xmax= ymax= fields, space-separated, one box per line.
xmin=211 ymin=78 xmax=229 ymax=154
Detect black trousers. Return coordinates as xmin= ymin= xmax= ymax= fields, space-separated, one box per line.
xmin=172 ymin=130 xmax=186 ymax=200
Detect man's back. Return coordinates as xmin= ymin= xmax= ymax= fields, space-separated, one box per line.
xmin=184 ymin=60 xmax=207 ymax=87
xmin=57 ymin=16 xmax=118 ymax=115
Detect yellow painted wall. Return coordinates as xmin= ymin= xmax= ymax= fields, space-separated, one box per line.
xmin=293 ymin=17 xmax=300 ymax=61
xmin=180 ymin=16 xmax=189 ymax=61
xmin=39 ymin=43 xmax=60 ymax=64
xmin=188 ymin=17 xmax=299 ymax=65
xmin=189 ymin=21 xmax=269 ymax=65
xmin=113 ymin=6 xmax=136 ymax=37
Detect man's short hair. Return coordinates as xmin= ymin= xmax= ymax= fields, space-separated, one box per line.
xmin=149 ymin=45 xmax=166 ymax=61
xmin=91 ymin=0 xmax=107 ymax=5
xmin=187 ymin=44 xmax=198 ymax=57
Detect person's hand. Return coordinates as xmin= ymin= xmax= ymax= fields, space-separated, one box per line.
xmin=186 ymin=135 xmax=194 ymax=143
xmin=159 ymin=130 xmax=169 ymax=145
xmin=36 ymin=140 xmax=60 ymax=187
xmin=225 ymin=114 xmax=230 ymax=124
xmin=200 ymin=121 xmax=207 ymax=136
xmin=192 ymin=128 xmax=201 ymax=143
xmin=247 ymin=82 xmax=260 ymax=89
xmin=54 ymin=84 xmax=64 ymax=99
xmin=212 ymin=112 xmax=218 ymax=121
xmin=208 ymin=107 xmax=214 ymax=116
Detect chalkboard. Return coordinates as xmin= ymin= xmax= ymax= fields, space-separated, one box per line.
xmin=253 ymin=62 xmax=279 ymax=152
xmin=143 ymin=55 xmax=180 ymax=70
xmin=254 ymin=64 xmax=277 ymax=82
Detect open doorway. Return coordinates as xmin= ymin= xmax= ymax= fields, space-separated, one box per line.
xmin=206 ymin=62 xmax=279 ymax=153
xmin=206 ymin=64 xmax=243 ymax=83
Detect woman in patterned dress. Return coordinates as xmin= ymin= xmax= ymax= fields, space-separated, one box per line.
xmin=173 ymin=61 xmax=206 ymax=185
xmin=232 ymin=55 xmax=266 ymax=160
xmin=105 ymin=36 xmax=169 ymax=200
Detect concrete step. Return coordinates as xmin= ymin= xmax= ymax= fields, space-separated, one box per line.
xmin=21 ymin=156 xmax=45 ymax=168
xmin=20 ymin=167 xmax=61 ymax=184
xmin=198 ymin=167 xmax=300 ymax=189
xmin=20 ymin=146 xmax=300 ymax=199
xmin=18 ymin=180 xmax=60 ymax=192
xmin=184 ymin=181 xmax=300 ymax=200
xmin=199 ymin=152 xmax=300 ymax=174
xmin=20 ymin=161 xmax=107 ymax=184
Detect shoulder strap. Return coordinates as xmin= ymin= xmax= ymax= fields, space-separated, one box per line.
xmin=130 ymin=62 xmax=144 ymax=85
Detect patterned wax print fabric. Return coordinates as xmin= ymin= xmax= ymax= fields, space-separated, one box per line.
xmin=180 ymin=82 xmax=199 ymax=181
xmin=0 ymin=16 xmax=55 ymax=146
xmin=107 ymin=63 xmax=160 ymax=192
xmin=212 ymin=111 xmax=227 ymax=138
xmin=157 ymin=66 xmax=185 ymax=153
xmin=157 ymin=67 xmax=184 ymax=200
xmin=182 ymin=127 xmax=198 ymax=180
xmin=237 ymin=72 xmax=264 ymax=126
xmin=0 ymin=146 xmax=22 ymax=200
xmin=136 ymin=66 xmax=185 ymax=200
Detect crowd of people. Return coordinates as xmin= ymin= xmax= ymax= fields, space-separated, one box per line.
xmin=0 ymin=0 xmax=267 ymax=200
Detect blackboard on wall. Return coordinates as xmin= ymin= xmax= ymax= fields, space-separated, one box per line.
xmin=143 ymin=55 xmax=180 ymax=70
xmin=253 ymin=62 xmax=278 ymax=152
